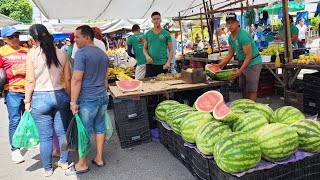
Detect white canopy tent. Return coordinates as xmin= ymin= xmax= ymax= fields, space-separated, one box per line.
xmin=32 ymin=0 xmax=267 ymax=20
xmin=0 ymin=14 xmax=20 ymax=27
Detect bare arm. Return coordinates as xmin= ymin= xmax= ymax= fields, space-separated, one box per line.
xmin=218 ymin=45 xmax=234 ymax=67
xmin=105 ymin=68 xmax=109 ymax=90
xmin=63 ymin=54 xmax=71 ymax=98
xmin=24 ymin=52 xmax=36 ymax=103
xmin=167 ymin=41 xmax=173 ymax=64
xmin=143 ymin=40 xmax=152 ymax=63
xmin=71 ymin=70 xmax=83 ymax=104
xmin=291 ymin=34 xmax=299 ymax=42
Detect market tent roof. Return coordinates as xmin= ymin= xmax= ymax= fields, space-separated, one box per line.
xmin=32 ymin=0 xmax=268 ymax=20
xmin=0 ymin=14 xmax=20 ymax=27
xmin=259 ymin=1 xmax=305 ymax=15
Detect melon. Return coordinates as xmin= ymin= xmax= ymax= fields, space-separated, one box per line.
xmin=213 ymin=101 xmax=238 ymax=123
xmin=165 ymin=104 xmax=190 ymax=125
xmin=233 ymin=112 xmax=269 ymax=134
xmin=205 ymin=64 xmax=221 ymax=78
xmin=116 ymin=80 xmax=142 ymax=92
xmin=194 ymin=90 xmax=224 ymax=112
xmin=214 ymin=69 xmax=236 ymax=81
xmin=155 ymin=100 xmax=180 ymax=121
xmin=230 ymin=99 xmax=256 ymax=111
xmin=246 ymin=103 xmax=274 ymax=122
xmin=171 ymin=108 xmax=198 ymax=134
xmin=271 ymin=106 xmax=305 ymax=125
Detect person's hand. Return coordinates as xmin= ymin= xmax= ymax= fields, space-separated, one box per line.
xmin=25 ymin=102 xmax=31 ymax=112
xmin=146 ymin=55 xmax=153 ymax=64
xmin=230 ymin=70 xmax=242 ymax=83
xmin=213 ymin=63 xmax=222 ymax=69
xmin=71 ymin=104 xmax=79 ymax=115
xmin=163 ymin=62 xmax=170 ymax=70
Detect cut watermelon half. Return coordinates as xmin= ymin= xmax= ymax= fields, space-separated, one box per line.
xmin=116 ymin=80 xmax=142 ymax=92
xmin=205 ymin=64 xmax=221 ymax=79
xmin=194 ymin=90 xmax=224 ymax=112
xmin=213 ymin=101 xmax=237 ymax=123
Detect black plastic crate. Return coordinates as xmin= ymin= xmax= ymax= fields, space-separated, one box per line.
xmin=190 ymin=148 xmax=212 ymax=180
xmin=165 ymin=129 xmax=177 ymax=157
xmin=303 ymin=72 xmax=320 ymax=87
xmin=157 ymin=121 xmax=168 ymax=147
xmin=113 ymin=97 xmax=148 ymax=124
xmin=116 ymin=118 xmax=150 ymax=148
xmin=175 ymin=135 xmax=193 ymax=173
xmin=220 ymin=85 xmax=230 ymax=102
xmin=303 ymin=96 xmax=320 ymax=115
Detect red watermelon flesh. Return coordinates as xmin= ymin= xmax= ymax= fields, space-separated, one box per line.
xmin=213 ymin=101 xmax=232 ymax=119
xmin=206 ymin=64 xmax=221 ymax=72
xmin=116 ymin=80 xmax=142 ymax=92
xmin=195 ymin=91 xmax=224 ymax=112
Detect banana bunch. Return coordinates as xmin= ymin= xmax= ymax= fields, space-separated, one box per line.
xmin=117 ymin=72 xmax=133 ymax=81
xmin=261 ymin=45 xmax=284 ymax=56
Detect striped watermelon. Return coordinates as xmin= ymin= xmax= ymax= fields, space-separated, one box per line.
xmin=213 ymin=132 xmax=261 ymax=173
xmin=194 ymin=90 xmax=224 ymax=112
xmin=233 ymin=112 xmax=268 ymax=134
xmin=171 ymin=108 xmax=198 ymax=134
xmin=180 ymin=111 xmax=214 ymax=143
xmin=205 ymin=64 xmax=221 ymax=79
xmin=271 ymin=106 xmax=305 ymax=125
xmin=213 ymin=101 xmax=238 ymax=123
xmin=256 ymin=123 xmax=299 ymax=162
xmin=214 ymin=69 xmax=236 ymax=80
xmin=246 ymin=103 xmax=274 ymax=122
xmin=230 ymin=99 xmax=255 ymax=111
xmin=195 ymin=121 xmax=232 ymax=155
xmin=165 ymin=104 xmax=189 ymax=125
xmin=291 ymin=119 xmax=320 ymax=153
xmin=155 ymin=100 xmax=180 ymax=121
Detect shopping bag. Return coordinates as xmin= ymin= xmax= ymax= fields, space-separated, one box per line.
xmin=75 ymin=113 xmax=91 ymax=158
xmin=104 ymin=111 xmax=113 ymax=143
xmin=61 ymin=116 xmax=78 ymax=152
xmin=12 ymin=111 xmax=39 ymax=148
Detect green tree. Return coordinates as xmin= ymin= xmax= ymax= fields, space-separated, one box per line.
xmin=0 ymin=0 xmax=33 ymax=23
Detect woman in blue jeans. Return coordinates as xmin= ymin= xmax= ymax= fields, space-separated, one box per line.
xmin=24 ymin=24 xmax=71 ymax=177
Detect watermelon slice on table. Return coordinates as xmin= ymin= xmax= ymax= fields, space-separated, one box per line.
xmin=194 ymin=90 xmax=224 ymax=112
xmin=205 ymin=64 xmax=221 ymax=79
xmin=116 ymin=80 xmax=142 ymax=92
xmin=213 ymin=101 xmax=237 ymax=123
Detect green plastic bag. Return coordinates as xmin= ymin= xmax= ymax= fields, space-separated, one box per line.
xmin=12 ymin=111 xmax=39 ymax=148
xmin=104 ymin=111 xmax=113 ymax=143
xmin=75 ymin=114 xmax=91 ymax=158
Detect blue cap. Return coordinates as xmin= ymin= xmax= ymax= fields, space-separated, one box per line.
xmin=1 ymin=26 xmax=18 ymax=37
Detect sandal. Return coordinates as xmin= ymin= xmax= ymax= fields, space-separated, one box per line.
xmin=91 ymin=159 xmax=106 ymax=167
xmin=65 ymin=165 xmax=90 ymax=176
xmin=55 ymin=161 xmax=69 ymax=170
xmin=44 ymin=169 xmax=53 ymax=177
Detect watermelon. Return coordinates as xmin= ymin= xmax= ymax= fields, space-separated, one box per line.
xmin=195 ymin=121 xmax=232 ymax=155
xmin=246 ymin=103 xmax=274 ymax=122
xmin=213 ymin=101 xmax=238 ymax=123
xmin=180 ymin=111 xmax=214 ymax=143
xmin=165 ymin=104 xmax=189 ymax=125
xmin=205 ymin=64 xmax=221 ymax=78
xmin=255 ymin=123 xmax=299 ymax=162
xmin=233 ymin=112 xmax=268 ymax=134
xmin=271 ymin=106 xmax=305 ymax=125
xmin=171 ymin=108 xmax=198 ymax=134
xmin=116 ymin=80 xmax=142 ymax=91
xmin=213 ymin=132 xmax=261 ymax=173
xmin=291 ymin=119 xmax=320 ymax=153
xmin=155 ymin=100 xmax=180 ymax=121
xmin=230 ymin=99 xmax=256 ymax=111
xmin=214 ymin=69 xmax=236 ymax=81
xmin=194 ymin=90 xmax=224 ymax=112
xmin=233 ymin=109 xmax=245 ymax=117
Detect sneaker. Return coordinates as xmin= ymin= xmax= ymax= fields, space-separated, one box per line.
xmin=11 ymin=149 xmax=25 ymax=164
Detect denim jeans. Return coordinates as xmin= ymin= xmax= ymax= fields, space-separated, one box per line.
xmin=31 ymin=89 xmax=70 ymax=171
xmin=4 ymin=90 xmax=25 ymax=151
xmin=78 ymin=92 xmax=108 ymax=135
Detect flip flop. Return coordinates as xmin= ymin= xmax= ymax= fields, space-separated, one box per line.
xmin=65 ymin=165 xmax=90 ymax=176
xmin=91 ymin=159 xmax=106 ymax=167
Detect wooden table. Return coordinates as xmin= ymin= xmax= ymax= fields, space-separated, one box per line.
xmin=284 ymin=64 xmax=320 ymax=88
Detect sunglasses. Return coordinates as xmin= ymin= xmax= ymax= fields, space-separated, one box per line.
xmin=7 ymin=33 xmax=20 ymax=40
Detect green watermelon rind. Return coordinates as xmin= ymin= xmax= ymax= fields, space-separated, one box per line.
xmin=291 ymin=119 xmax=320 ymax=153
xmin=214 ymin=69 xmax=236 ymax=81
xmin=271 ymin=106 xmax=305 ymax=125
xmin=245 ymin=103 xmax=274 ymax=123
xmin=230 ymin=99 xmax=256 ymax=112
xmin=233 ymin=112 xmax=269 ymax=134
xmin=155 ymin=100 xmax=180 ymax=121
xmin=194 ymin=90 xmax=224 ymax=112
xmin=213 ymin=132 xmax=261 ymax=173
xmin=213 ymin=101 xmax=238 ymax=123
xmin=165 ymin=104 xmax=189 ymax=125
xmin=171 ymin=108 xmax=198 ymax=134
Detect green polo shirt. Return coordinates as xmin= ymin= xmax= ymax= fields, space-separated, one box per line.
xmin=127 ymin=33 xmax=147 ymax=65
xmin=145 ymin=29 xmax=172 ymax=65
xmin=279 ymin=24 xmax=299 ymax=48
xmin=228 ymin=29 xmax=262 ymax=66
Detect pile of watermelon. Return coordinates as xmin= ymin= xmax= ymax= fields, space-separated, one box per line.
xmin=155 ymin=90 xmax=320 ymax=174
xmin=205 ymin=64 xmax=236 ymax=80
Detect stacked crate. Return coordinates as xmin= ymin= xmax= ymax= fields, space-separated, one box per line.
xmin=303 ymin=72 xmax=320 ymax=115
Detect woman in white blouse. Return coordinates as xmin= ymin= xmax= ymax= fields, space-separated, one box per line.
xmin=296 ymin=18 xmax=308 ymax=48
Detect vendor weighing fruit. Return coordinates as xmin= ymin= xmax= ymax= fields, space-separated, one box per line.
xmin=215 ymin=13 xmax=262 ymax=102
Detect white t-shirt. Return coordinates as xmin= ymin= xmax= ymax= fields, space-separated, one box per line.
xmin=71 ymin=38 xmax=107 ymax=59
xmin=296 ymin=24 xmax=307 ymax=40
xmin=197 ymin=41 xmax=204 ymax=50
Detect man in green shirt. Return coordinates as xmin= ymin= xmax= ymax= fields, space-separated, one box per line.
xmin=66 ymin=33 xmax=74 ymax=69
xmin=216 ymin=13 xmax=262 ymax=101
xmin=276 ymin=14 xmax=299 ymax=48
xmin=127 ymin=24 xmax=147 ymax=79
xmin=143 ymin=11 xmax=173 ymax=77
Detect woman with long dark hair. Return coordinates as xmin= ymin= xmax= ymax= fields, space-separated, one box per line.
xmin=24 ymin=24 xmax=71 ymax=177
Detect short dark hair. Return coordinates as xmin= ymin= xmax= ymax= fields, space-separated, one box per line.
xmin=151 ymin=11 xmax=161 ymax=18
xmin=132 ymin=24 xmax=140 ymax=32
xmin=76 ymin=25 xmax=94 ymax=40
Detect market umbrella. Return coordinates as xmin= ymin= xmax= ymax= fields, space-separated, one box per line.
xmin=259 ymin=1 xmax=305 ymax=15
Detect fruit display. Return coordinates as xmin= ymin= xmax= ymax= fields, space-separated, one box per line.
xmin=291 ymin=119 xmax=320 ymax=153
xmin=292 ymin=54 xmax=320 ymax=65
xmin=106 ymin=48 xmax=126 ymax=56
xmin=108 ymin=66 xmax=135 ymax=79
xmin=171 ymin=108 xmax=198 ymax=134
xmin=165 ymin=104 xmax=190 ymax=126
xmin=245 ymin=103 xmax=274 ymax=122
xmin=115 ymin=80 xmax=142 ymax=92
xmin=232 ymin=112 xmax=268 ymax=134
xmin=271 ymin=106 xmax=305 ymax=125
xmin=212 ymin=101 xmax=238 ymax=123
xmin=213 ymin=132 xmax=261 ymax=173
xmin=205 ymin=64 xmax=221 ymax=79
xmin=214 ymin=69 xmax=236 ymax=81
xmin=155 ymin=100 xmax=180 ymax=122
xmin=255 ymin=123 xmax=299 ymax=162
xmin=194 ymin=90 xmax=223 ymax=112
xmin=260 ymin=44 xmax=284 ymax=56
xmin=230 ymin=98 xmax=255 ymax=111
xmin=195 ymin=121 xmax=232 ymax=155
xmin=155 ymin=73 xmax=182 ymax=81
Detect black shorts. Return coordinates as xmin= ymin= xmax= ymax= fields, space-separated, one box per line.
xmin=145 ymin=64 xmax=168 ymax=77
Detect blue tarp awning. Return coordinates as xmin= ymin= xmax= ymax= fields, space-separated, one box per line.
xmin=52 ymin=33 xmax=70 ymax=42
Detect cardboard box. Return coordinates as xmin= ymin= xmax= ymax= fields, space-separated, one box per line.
xmin=181 ymin=68 xmax=206 ymax=84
